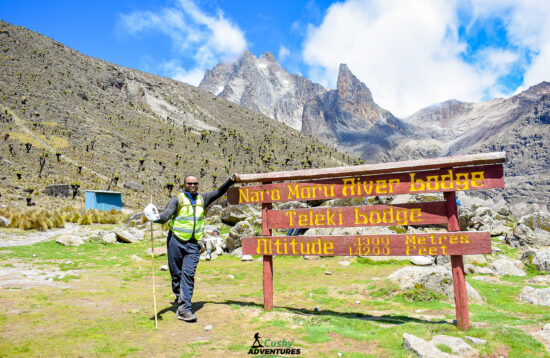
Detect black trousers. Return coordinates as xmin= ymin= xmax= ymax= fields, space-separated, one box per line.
xmin=166 ymin=232 xmax=201 ymax=312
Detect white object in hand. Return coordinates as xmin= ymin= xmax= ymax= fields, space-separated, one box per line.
xmin=144 ymin=203 xmax=160 ymax=221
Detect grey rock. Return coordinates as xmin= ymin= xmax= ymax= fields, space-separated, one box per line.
xmin=490 ymin=256 xmax=526 ymax=276
xmin=521 ymin=249 xmax=550 ymax=272
xmin=520 ymin=286 xmax=550 ymax=306
xmin=534 ymin=323 xmax=550 ymax=344
xmin=226 ymin=220 xmax=255 ymax=251
xmin=457 ymin=206 xmax=474 ymax=231
xmin=204 ymin=325 xmax=213 ymax=331
xmin=123 ymin=182 xmax=144 ymax=191
xmin=464 ymin=336 xmax=487 ymax=345
xmin=435 ymin=255 xmax=451 ymax=266
xmin=388 ymin=266 xmax=483 ymax=303
xmin=231 ymin=247 xmax=243 ymax=258
xmin=146 ymin=246 xmax=167 ymax=257
xmin=410 ymin=256 xmax=434 ymax=266
xmin=101 ymin=232 xmax=118 ymax=244
xmin=0 ymin=215 xmax=9 ymax=227
xmin=206 ymin=205 xmax=223 ymax=218
xmin=464 ymin=255 xmax=488 ymax=266
xmin=127 ymin=227 xmax=145 ymax=240
xmin=241 ymin=255 xmax=253 ymax=261
xmin=114 ymin=228 xmax=137 ymax=243
xmin=160 ymin=265 xmax=169 ymax=271
xmin=465 ymin=264 xmax=495 ymax=275
xmin=402 ymin=333 xmax=452 ymax=358
xmin=506 ymin=213 xmax=550 ymax=248
xmin=430 ymin=335 xmax=474 ymax=355
xmin=56 ymin=234 xmax=85 ymax=246
xmin=221 ymin=205 xmax=257 ymax=225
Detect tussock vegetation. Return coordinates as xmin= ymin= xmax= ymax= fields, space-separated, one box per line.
xmin=0 ymin=207 xmax=126 ymax=231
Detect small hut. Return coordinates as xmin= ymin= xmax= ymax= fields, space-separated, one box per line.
xmin=85 ymin=190 xmax=122 ymax=211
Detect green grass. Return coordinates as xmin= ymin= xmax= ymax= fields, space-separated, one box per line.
xmin=0 ymin=236 xmax=549 ymax=357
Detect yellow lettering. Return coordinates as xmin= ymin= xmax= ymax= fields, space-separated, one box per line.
xmin=471 ymin=171 xmax=484 ymax=187
xmin=395 ymin=208 xmax=408 ymax=225
xmin=311 ymin=239 xmax=322 ymax=255
xmin=256 ymin=238 xmax=271 ymax=255
xmin=440 ymin=170 xmax=454 ymax=189
xmin=370 ymin=210 xmax=382 ymax=224
xmin=460 ymin=234 xmax=470 ymax=243
xmin=298 ymin=214 xmax=308 ymax=226
xmin=285 ymin=210 xmax=296 ymax=226
xmin=450 ymin=235 xmax=458 ymax=244
xmin=314 ymin=212 xmax=325 ymax=226
xmin=326 ymin=210 xmax=335 ymax=225
xmin=409 ymin=173 xmax=425 ymax=192
xmin=324 ymin=241 xmax=334 ymax=255
xmin=388 ymin=178 xmax=400 ymax=193
xmin=239 ymin=188 xmax=250 ymax=203
xmin=362 ymin=180 xmax=374 ymax=195
xmin=301 ymin=186 xmax=311 ymax=199
xmin=410 ymin=208 xmax=422 ymax=223
xmin=418 ymin=247 xmax=427 ymax=255
xmin=375 ymin=180 xmax=387 ymax=194
xmin=271 ymin=189 xmax=280 ymax=200
xmin=426 ymin=175 xmax=439 ymax=190
xmin=455 ymin=173 xmax=469 ymax=190
xmin=428 ymin=246 xmax=437 ymax=255
xmin=343 ymin=178 xmax=355 ymax=196
xmin=288 ymin=183 xmax=300 ymax=199
xmin=417 ymin=235 xmax=426 ymax=245
xmin=405 ymin=234 xmax=416 ymax=245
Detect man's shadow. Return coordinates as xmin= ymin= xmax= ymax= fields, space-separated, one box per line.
xmin=152 ymin=299 xmax=449 ymax=326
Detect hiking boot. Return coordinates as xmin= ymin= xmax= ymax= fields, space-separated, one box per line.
xmin=177 ymin=310 xmax=197 ymax=322
xmin=206 ymin=252 xmax=211 ymax=261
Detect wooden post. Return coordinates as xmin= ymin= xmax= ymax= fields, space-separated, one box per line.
xmin=262 ymin=191 xmax=273 ymax=310
xmin=445 ymin=191 xmax=470 ymax=330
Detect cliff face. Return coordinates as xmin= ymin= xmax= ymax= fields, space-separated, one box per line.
xmin=199 ymin=50 xmax=326 ymax=131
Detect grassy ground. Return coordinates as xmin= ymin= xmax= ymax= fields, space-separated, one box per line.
xmin=0 ymin=238 xmax=548 ymax=357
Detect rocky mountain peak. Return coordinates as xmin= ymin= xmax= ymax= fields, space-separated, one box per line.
xmin=336 ymin=64 xmax=373 ymax=102
xmin=259 ymin=51 xmax=277 ymax=63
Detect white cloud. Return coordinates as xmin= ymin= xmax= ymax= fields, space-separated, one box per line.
xmin=278 ymin=45 xmax=290 ymax=61
xmin=119 ymin=0 xmax=247 ymax=85
xmin=302 ymin=0 xmax=550 ymax=117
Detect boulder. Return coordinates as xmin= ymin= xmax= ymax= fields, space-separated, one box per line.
xmin=0 ymin=216 xmax=9 ymax=227
xmin=127 ymin=227 xmax=145 ymax=241
xmin=56 ymin=234 xmax=85 ymax=246
xmin=506 ymin=223 xmax=550 ymax=248
xmin=123 ymin=182 xmax=144 ymax=191
xmin=146 ymin=246 xmax=167 ymax=257
xmin=221 ymin=205 xmax=257 ymax=225
xmin=435 ymin=255 xmax=451 ymax=266
xmin=410 ymin=256 xmax=434 ymax=266
xmin=226 ymin=220 xmax=255 ymax=251
xmin=388 ymin=266 xmax=483 ymax=303
xmin=534 ymin=323 xmax=550 ymax=344
xmin=521 ymin=249 xmax=550 ymax=272
xmin=241 ymin=255 xmax=253 ymax=261
xmin=520 ymin=286 xmax=550 ymax=306
xmin=206 ymin=205 xmax=223 ymax=218
xmin=101 ymin=232 xmax=118 ymax=244
xmin=490 ymin=256 xmax=526 ymax=276
xmin=231 ymin=247 xmax=243 ymax=258
xmin=457 ymin=206 xmax=474 ymax=231
xmin=114 ymin=228 xmax=137 ymax=243
xmin=464 ymin=255 xmax=488 ymax=266
xmin=402 ymin=333 xmax=452 ymax=358
xmin=506 ymin=212 xmax=550 ymax=247
xmin=430 ymin=335 xmax=475 ymax=355
xmin=464 ymin=336 xmax=487 ymax=345
xmin=465 ymin=264 xmax=495 ymax=275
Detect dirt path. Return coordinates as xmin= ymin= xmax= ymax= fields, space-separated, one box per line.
xmin=0 ymin=223 xmax=81 ymax=247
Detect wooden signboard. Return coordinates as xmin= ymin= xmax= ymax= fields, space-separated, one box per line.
xmin=228 ymin=164 xmax=503 ymax=204
xmin=232 ymin=152 xmax=506 ymax=331
xmin=242 ymin=231 xmax=492 ymax=256
xmin=266 ymin=202 xmax=448 ymax=229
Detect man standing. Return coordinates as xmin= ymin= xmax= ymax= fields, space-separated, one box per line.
xmin=153 ymin=174 xmax=236 ymax=322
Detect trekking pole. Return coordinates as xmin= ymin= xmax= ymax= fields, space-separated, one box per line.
xmin=150 ymin=195 xmax=158 ymax=329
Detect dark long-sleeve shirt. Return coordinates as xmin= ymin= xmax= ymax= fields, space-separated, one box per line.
xmin=155 ymin=177 xmax=235 ymax=224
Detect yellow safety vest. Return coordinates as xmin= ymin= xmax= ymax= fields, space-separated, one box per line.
xmin=170 ymin=192 xmax=205 ymax=241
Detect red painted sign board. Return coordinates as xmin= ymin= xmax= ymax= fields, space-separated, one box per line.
xmin=266 ymin=202 xmax=448 ymax=229
xmin=242 ymin=231 xmax=492 ymax=257
xmin=228 ymin=164 xmax=504 ymax=205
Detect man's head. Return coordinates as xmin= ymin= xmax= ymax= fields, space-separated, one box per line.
xmin=184 ymin=175 xmax=199 ymax=195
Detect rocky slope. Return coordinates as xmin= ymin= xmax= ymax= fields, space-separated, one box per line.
xmin=0 ymin=21 xmax=358 ymax=209
xmin=201 ymin=52 xmax=550 ymax=211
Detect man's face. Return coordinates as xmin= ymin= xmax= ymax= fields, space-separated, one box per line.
xmin=184 ymin=176 xmax=199 ymax=195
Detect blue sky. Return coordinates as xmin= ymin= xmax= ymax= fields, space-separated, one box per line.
xmin=2 ymin=0 xmax=549 ymax=117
